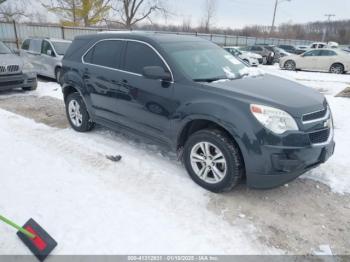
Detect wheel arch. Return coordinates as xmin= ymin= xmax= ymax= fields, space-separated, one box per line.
xmin=177 ymin=118 xmax=246 ymax=175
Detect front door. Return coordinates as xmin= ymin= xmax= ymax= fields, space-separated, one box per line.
xmin=116 ymin=41 xmax=177 ymax=144
xmin=298 ymin=50 xmax=322 ymax=70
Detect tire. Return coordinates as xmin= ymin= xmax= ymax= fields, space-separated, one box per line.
xmin=22 ymin=85 xmax=37 ymax=91
xmin=284 ymin=60 xmax=296 ymax=70
xmin=65 ymin=92 xmax=95 ymax=132
xmin=183 ymin=129 xmax=244 ymax=193
xmin=329 ymin=63 xmax=344 ymax=74
xmin=55 ymin=67 xmax=63 ymax=84
xmin=243 ymin=59 xmax=250 ymax=65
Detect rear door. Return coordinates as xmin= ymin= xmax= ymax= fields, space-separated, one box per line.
xmin=317 ymin=50 xmax=337 ymax=71
xmin=82 ymin=39 xmax=126 ymax=122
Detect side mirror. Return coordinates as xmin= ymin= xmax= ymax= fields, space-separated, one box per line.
xmin=11 ymin=48 xmax=20 ymax=55
xmin=142 ymin=66 xmax=171 ymax=81
xmin=46 ymin=50 xmax=54 ymax=56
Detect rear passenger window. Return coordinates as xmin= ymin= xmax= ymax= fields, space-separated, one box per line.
xmin=321 ymin=50 xmax=336 ymax=56
xmin=84 ymin=40 xmax=124 ymax=69
xmin=21 ymin=39 xmax=30 ymax=50
xmin=124 ymin=42 xmax=166 ymax=75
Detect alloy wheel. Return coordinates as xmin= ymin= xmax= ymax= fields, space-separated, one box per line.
xmin=68 ymin=99 xmax=83 ymax=127
xmin=190 ymin=142 xmax=227 ymax=184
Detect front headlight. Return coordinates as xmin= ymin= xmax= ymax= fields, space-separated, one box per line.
xmin=22 ymin=61 xmax=34 ymax=72
xmin=250 ymin=104 xmax=299 ymax=134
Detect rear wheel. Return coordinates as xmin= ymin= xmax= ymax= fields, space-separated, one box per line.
xmin=284 ymin=60 xmax=296 ymax=70
xmin=55 ymin=67 xmax=62 ymax=84
xmin=183 ymin=129 xmax=244 ymax=193
xmin=330 ymin=63 xmax=344 ymax=74
xmin=65 ymin=92 xmax=95 ymax=132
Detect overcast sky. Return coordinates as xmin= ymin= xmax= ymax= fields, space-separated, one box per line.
xmin=34 ymin=0 xmax=350 ymax=28
xmin=163 ymin=0 xmax=350 ymax=28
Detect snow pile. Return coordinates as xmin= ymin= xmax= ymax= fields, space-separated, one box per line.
xmin=0 ymin=109 xmax=275 ymax=255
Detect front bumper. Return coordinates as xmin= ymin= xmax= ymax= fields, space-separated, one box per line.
xmin=247 ymin=140 xmax=335 ymax=189
xmin=0 ymin=72 xmax=37 ymax=91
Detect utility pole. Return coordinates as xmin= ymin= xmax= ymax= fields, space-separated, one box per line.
xmin=270 ymin=0 xmax=291 ymax=34
xmin=322 ymin=14 xmax=335 ymax=42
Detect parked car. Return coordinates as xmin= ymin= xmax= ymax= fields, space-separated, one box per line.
xmin=0 ymin=41 xmax=37 ymax=92
xmin=20 ymin=38 xmax=72 ymax=82
xmin=223 ymin=46 xmax=260 ymax=66
xmin=62 ymin=32 xmax=334 ymax=192
xmin=280 ymin=49 xmax=350 ymax=74
xmin=278 ymin=45 xmax=305 ymax=55
xmin=309 ymin=42 xmax=329 ymax=49
xmin=296 ymin=45 xmax=309 ymax=51
xmin=261 ymin=45 xmax=291 ymax=63
xmin=239 ymin=45 xmax=274 ymax=64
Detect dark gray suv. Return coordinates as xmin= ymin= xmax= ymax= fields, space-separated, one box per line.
xmin=61 ymin=32 xmax=335 ymax=193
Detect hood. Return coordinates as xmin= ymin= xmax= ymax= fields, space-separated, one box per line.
xmin=207 ymin=74 xmax=325 ymax=117
xmin=0 ymin=54 xmax=24 ymax=67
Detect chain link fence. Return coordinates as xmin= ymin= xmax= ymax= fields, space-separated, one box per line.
xmin=0 ymin=21 xmax=313 ymax=50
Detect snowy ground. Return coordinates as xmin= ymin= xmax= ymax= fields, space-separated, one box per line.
xmin=0 ymin=67 xmax=350 ymax=256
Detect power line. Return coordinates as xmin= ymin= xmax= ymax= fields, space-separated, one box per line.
xmin=322 ymin=14 xmax=336 ymax=42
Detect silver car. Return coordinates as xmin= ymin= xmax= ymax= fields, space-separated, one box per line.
xmin=20 ymin=38 xmax=71 ymax=82
xmin=0 ymin=41 xmax=37 ymax=92
xmin=280 ymin=49 xmax=350 ymax=74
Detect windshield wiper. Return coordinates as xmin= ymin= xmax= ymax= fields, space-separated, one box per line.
xmin=193 ymin=77 xmax=228 ymax=83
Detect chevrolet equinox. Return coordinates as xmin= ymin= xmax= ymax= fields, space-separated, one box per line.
xmin=61 ymin=32 xmax=335 ymax=193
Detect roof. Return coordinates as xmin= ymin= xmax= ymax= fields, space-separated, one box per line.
xmin=24 ymin=37 xmax=72 ymax=43
xmin=75 ymin=31 xmax=203 ymax=44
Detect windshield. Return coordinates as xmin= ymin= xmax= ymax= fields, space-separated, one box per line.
xmin=0 ymin=42 xmax=12 ymax=54
xmin=163 ymin=41 xmax=246 ymax=82
xmin=51 ymin=41 xmax=71 ymax=55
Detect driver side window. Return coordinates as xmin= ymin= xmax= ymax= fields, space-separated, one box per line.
xmin=41 ymin=41 xmax=54 ymax=56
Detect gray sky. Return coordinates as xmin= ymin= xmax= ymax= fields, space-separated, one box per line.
xmin=33 ymin=0 xmax=350 ymax=28
xmin=163 ymin=0 xmax=350 ymax=28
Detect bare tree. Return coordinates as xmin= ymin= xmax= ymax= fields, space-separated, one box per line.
xmin=181 ymin=16 xmax=192 ymax=32
xmin=0 ymin=0 xmax=28 ymax=22
xmin=109 ymin=0 xmax=168 ymax=29
xmin=201 ymin=0 xmax=217 ymax=33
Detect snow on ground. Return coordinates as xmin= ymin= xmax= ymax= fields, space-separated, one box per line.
xmin=1 ymin=67 xmax=350 ymax=255
xmin=262 ymin=65 xmax=350 ymax=194
xmin=0 ymin=108 xmax=274 ymax=255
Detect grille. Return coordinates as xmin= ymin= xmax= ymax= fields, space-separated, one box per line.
xmin=309 ymin=128 xmax=330 ymax=144
xmin=0 ymin=64 xmax=20 ymax=74
xmin=0 ymin=80 xmax=23 ymax=87
xmin=7 ymin=65 xmax=20 ymax=72
xmin=302 ymin=108 xmax=328 ymax=122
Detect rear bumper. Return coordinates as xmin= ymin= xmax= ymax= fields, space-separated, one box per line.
xmin=0 ymin=72 xmax=37 ymax=91
xmin=247 ymin=140 xmax=335 ymax=189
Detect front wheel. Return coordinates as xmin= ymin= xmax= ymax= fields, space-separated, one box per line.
xmin=183 ymin=129 xmax=244 ymax=193
xmin=65 ymin=92 xmax=95 ymax=132
xmin=284 ymin=60 xmax=296 ymax=70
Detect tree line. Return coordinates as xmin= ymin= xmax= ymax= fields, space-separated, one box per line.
xmin=0 ymin=0 xmax=349 ymax=44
